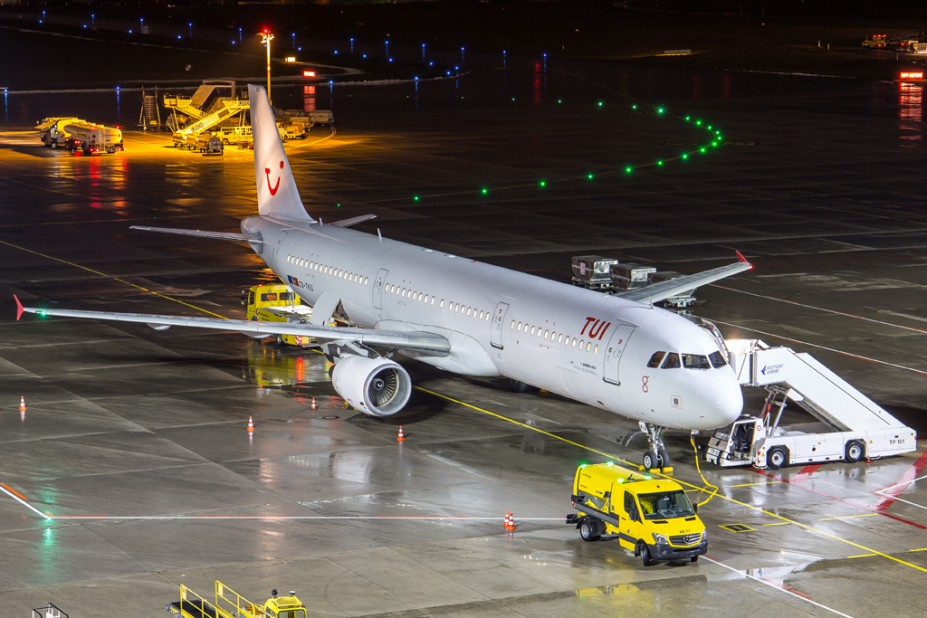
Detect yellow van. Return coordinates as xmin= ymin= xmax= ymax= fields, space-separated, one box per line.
xmin=566 ymin=462 xmax=707 ymax=566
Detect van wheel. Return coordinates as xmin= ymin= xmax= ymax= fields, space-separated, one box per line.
xmin=690 ymin=555 xmax=699 ymax=563
xmin=643 ymin=450 xmax=659 ymax=470
xmin=579 ymin=519 xmax=601 ymax=542
xmin=845 ymin=440 xmax=864 ymax=463
xmin=637 ymin=542 xmax=654 ymax=567
xmin=767 ymin=446 xmax=788 ymax=470
xmin=275 ymin=334 xmax=284 ymax=346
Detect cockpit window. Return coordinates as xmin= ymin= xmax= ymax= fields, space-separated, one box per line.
xmin=647 ymin=352 xmax=666 ymax=368
xmin=708 ymin=351 xmax=727 ymax=368
xmin=682 ymin=354 xmax=710 ymax=370
xmin=661 ymin=353 xmax=681 ymax=369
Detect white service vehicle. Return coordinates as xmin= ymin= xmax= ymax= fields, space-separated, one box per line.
xmin=706 ymin=339 xmax=916 ymax=469
xmin=64 ymin=122 xmax=124 ymax=154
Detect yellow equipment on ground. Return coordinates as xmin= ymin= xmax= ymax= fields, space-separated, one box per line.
xmin=244 ymin=283 xmax=315 ymax=347
xmin=166 ymin=579 xmax=308 ymax=618
xmin=565 ymin=462 xmax=707 ymax=566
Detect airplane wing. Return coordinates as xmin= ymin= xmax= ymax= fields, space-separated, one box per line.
xmin=14 ymin=296 xmax=450 ymax=355
xmin=615 ymin=251 xmax=752 ymax=304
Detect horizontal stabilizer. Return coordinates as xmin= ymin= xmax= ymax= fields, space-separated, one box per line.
xmin=617 ymin=252 xmax=752 ymax=305
xmin=130 ymin=225 xmax=262 ymax=245
xmin=331 ymin=214 xmax=377 ymax=228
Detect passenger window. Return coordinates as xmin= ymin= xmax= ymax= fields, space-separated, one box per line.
xmin=647 ymin=352 xmax=666 ymax=368
xmin=661 ymin=353 xmax=681 ymax=369
xmin=708 ymin=351 xmax=727 ymax=368
xmin=682 ymin=354 xmax=711 ymax=370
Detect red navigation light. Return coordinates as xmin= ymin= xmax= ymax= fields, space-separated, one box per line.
xmin=303 ymin=69 xmax=316 ymax=78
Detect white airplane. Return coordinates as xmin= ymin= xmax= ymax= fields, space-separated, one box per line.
xmin=16 ymin=85 xmax=751 ymax=469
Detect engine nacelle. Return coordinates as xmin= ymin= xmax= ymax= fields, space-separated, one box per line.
xmin=331 ymin=355 xmax=412 ymax=417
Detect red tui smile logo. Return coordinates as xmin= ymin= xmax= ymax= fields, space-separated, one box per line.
xmin=265 ymin=160 xmax=284 ymax=196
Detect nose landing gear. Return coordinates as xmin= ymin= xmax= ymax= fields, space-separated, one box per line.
xmin=640 ymin=422 xmax=670 ymax=470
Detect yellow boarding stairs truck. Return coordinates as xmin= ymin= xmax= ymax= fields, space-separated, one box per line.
xmin=566 ymin=462 xmax=707 ymax=566
xmin=166 ymin=580 xmax=307 ymax=618
xmin=244 ymin=284 xmax=315 ymax=347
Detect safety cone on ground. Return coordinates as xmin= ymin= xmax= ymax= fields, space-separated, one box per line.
xmin=503 ymin=511 xmax=517 ymax=532
xmin=247 ymin=416 xmax=255 ymax=433
xmin=311 ymin=395 xmax=317 ymax=410
xmin=397 ymin=425 xmax=406 ymax=442
xmin=19 ymin=395 xmax=26 ymax=412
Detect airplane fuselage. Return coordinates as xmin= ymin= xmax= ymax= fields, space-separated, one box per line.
xmin=243 ymin=215 xmax=743 ymax=431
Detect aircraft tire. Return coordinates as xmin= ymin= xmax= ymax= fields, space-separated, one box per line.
xmin=767 ymin=446 xmax=788 ymax=470
xmin=643 ymin=450 xmax=659 ymax=470
xmin=658 ymin=448 xmax=671 ymax=468
xmin=845 ymin=440 xmax=864 ymax=463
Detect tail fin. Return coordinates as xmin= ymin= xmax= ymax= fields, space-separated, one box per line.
xmin=249 ymin=84 xmax=315 ymax=223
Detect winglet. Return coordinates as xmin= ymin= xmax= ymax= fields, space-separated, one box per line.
xmin=735 ymin=250 xmax=753 ymax=269
xmin=14 ymin=295 xmax=24 ymax=321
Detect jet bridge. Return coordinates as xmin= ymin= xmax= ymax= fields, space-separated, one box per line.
xmin=706 ymin=339 xmax=916 ymax=469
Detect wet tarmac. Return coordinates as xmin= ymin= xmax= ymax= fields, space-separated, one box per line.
xmin=0 ymin=13 xmax=926 ymax=618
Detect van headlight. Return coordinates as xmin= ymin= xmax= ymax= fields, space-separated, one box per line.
xmin=701 ymin=530 xmax=708 ymax=542
xmin=653 ymin=534 xmax=668 ymax=545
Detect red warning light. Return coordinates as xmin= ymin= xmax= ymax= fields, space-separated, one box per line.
xmin=302 ymin=69 xmax=316 ymax=78
xmin=900 ymin=71 xmax=924 ymax=81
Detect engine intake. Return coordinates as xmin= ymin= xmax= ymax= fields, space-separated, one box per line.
xmin=331 ymin=355 xmax=412 ymax=417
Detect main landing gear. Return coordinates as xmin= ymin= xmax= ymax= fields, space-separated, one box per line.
xmin=640 ymin=421 xmax=670 ymax=470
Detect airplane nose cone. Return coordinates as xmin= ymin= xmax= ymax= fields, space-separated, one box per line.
xmin=693 ymin=373 xmax=743 ymax=429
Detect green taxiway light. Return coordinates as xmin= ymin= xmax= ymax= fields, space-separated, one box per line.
xmin=631 ymin=104 xmax=638 ymax=110
xmin=695 ymin=119 xmax=703 ymax=126
xmin=480 ymin=187 xmax=489 ymax=196
xmin=656 ymin=106 xmax=665 ymax=115
xmin=681 ymin=152 xmax=689 ymax=160
xmin=624 ymin=165 xmax=633 ymax=175
xmin=656 ymin=160 xmax=664 ymax=167
xmin=557 ymin=98 xmax=563 ymax=104
xmin=684 ymin=115 xmax=691 ymax=121
xmin=707 ymin=124 xmax=713 ymax=130
xmin=586 ymin=172 xmax=595 ymax=180
xmin=538 ymin=179 xmax=547 ymax=189
xmin=413 ymin=195 xmax=420 ymax=202
xmin=336 ymin=202 xmax=342 ymax=208
xmin=596 ymin=100 xmax=604 ymax=108
xmin=699 ymin=146 xmax=707 ymax=154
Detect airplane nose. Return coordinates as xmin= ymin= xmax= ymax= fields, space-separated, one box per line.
xmin=693 ymin=373 xmax=743 ymax=429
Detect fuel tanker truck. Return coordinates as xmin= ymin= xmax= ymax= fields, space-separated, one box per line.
xmin=37 ymin=117 xmax=124 ymax=154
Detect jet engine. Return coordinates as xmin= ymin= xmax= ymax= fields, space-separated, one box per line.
xmin=331 ymin=355 xmax=412 ymax=417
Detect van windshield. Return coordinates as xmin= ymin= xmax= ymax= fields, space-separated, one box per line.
xmin=637 ymin=490 xmax=695 ymax=520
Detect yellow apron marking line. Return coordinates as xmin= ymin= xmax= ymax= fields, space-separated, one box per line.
xmin=417 ymin=387 xmax=927 ymax=575
xmin=848 ymin=553 xmax=877 ymax=559
xmin=728 ymin=480 xmax=783 ymax=488
xmin=1 ymin=240 xmax=229 ymax=319
xmin=819 ymin=513 xmax=879 ymax=522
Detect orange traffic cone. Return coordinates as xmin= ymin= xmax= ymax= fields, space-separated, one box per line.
xmin=247 ymin=416 xmax=255 ymax=433
xmin=397 ymin=426 xmax=406 ymax=442
xmin=19 ymin=395 xmax=26 ymax=412
xmin=311 ymin=396 xmax=317 ymax=410
xmin=503 ymin=511 xmax=517 ymax=532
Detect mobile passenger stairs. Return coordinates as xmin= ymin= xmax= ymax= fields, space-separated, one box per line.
xmin=706 ymin=339 xmax=916 ymax=469
xmin=163 ymin=80 xmax=250 ymax=149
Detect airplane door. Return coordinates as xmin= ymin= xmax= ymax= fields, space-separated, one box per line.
xmin=491 ymin=302 xmax=509 ymax=349
xmin=603 ymin=324 xmax=636 ymax=385
xmin=272 ymin=230 xmax=289 ymax=266
xmin=372 ymin=268 xmax=388 ymax=310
